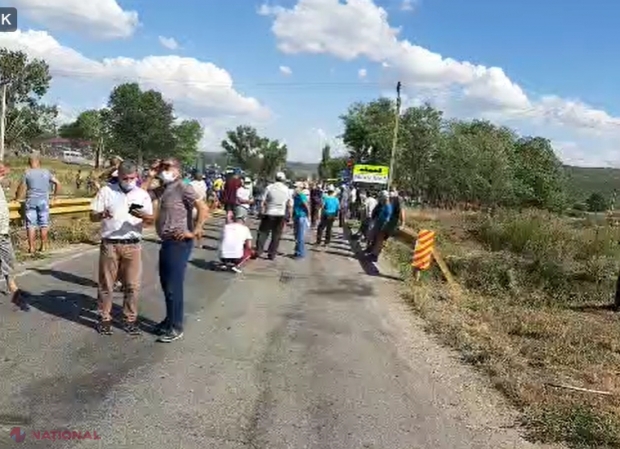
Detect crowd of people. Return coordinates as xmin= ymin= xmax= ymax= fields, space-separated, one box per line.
xmin=0 ymin=154 xmax=405 ymax=345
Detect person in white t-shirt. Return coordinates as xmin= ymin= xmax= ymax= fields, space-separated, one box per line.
xmin=254 ymin=172 xmax=292 ymax=260
xmin=235 ymin=177 xmax=252 ymax=220
xmin=219 ymin=215 xmax=253 ymax=273
xmin=91 ymin=160 xmax=154 ymax=336
xmin=189 ymin=172 xmax=207 ymax=201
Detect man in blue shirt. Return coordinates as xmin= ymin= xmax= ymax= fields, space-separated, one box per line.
xmin=292 ymin=182 xmax=309 ymax=258
xmin=366 ymin=190 xmax=392 ymax=262
xmin=14 ymin=155 xmax=60 ymax=254
xmin=316 ymin=185 xmax=339 ymax=246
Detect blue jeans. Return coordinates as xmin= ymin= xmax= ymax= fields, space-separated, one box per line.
xmin=158 ymin=239 xmax=193 ymax=332
xmin=293 ymin=216 xmax=308 ymax=257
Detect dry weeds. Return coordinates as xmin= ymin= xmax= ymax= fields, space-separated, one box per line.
xmin=386 ymin=208 xmax=620 ymax=448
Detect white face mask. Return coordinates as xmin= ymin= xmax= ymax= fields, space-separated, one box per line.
xmin=159 ymin=171 xmax=177 ymax=184
xmin=120 ymin=180 xmax=137 ymax=191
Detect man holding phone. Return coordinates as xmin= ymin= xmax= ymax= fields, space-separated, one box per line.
xmin=91 ymin=160 xmax=154 ymax=336
xmin=142 ymin=158 xmax=208 ymax=343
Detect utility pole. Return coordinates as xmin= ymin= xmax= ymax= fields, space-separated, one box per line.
xmin=0 ymin=79 xmax=7 ymax=162
xmin=387 ymin=81 xmax=401 ymax=191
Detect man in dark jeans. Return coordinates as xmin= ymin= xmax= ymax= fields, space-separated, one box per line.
xmin=142 ymin=158 xmax=208 ymax=343
xmin=222 ymin=171 xmax=241 ymax=222
xmin=309 ymin=183 xmax=323 ymax=228
xmin=316 ymin=186 xmax=340 ymax=246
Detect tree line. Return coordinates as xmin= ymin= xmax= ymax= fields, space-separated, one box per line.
xmin=0 ymin=48 xmax=203 ymax=166
xmin=326 ymin=97 xmax=573 ymax=212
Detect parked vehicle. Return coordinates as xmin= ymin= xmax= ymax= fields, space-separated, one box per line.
xmin=62 ymin=150 xmax=92 ymax=166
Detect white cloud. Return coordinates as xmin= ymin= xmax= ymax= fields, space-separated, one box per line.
xmin=0 ymin=30 xmax=268 ymax=119
xmin=259 ymin=0 xmax=620 ymax=145
xmin=0 ymin=29 xmax=271 ymax=155
xmin=158 ymin=36 xmax=180 ymax=50
xmin=12 ymin=0 xmax=139 ymax=39
xmin=279 ymin=65 xmax=292 ymax=75
xmin=358 ymin=68 xmax=367 ymax=79
xmin=400 ymin=0 xmax=417 ymax=12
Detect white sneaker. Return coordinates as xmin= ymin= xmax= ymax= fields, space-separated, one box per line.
xmin=231 ymin=266 xmax=242 ymax=273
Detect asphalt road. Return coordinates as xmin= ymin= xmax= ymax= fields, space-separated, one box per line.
xmin=0 ymin=218 xmax=551 ymax=448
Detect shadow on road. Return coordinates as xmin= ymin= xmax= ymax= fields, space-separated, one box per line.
xmin=33 ymin=268 xmax=98 ymax=288
xmin=20 ymin=289 xmax=160 ymax=334
xmin=342 ymin=224 xmax=404 ymax=282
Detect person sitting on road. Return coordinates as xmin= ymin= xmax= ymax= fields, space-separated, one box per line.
xmin=219 ymin=214 xmax=253 ymax=273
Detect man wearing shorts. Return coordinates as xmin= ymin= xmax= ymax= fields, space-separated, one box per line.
xmin=15 ymin=155 xmax=60 ymax=254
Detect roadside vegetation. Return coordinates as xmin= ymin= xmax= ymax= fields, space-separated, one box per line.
xmin=327 ymin=96 xmax=620 ymax=447
xmin=386 ymin=209 xmax=620 ymax=448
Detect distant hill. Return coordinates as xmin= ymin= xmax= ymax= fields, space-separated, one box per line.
xmin=564 ymin=165 xmax=620 ymax=203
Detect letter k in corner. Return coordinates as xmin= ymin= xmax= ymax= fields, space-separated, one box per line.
xmin=0 ymin=8 xmax=17 ymax=32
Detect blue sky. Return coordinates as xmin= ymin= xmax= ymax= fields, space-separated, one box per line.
xmin=2 ymin=0 xmax=620 ymax=166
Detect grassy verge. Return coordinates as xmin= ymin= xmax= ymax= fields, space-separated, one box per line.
xmin=385 ymin=208 xmax=620 ymax=448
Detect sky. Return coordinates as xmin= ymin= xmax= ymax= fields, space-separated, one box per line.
xmin=1 ymin=0 xmax=620 ymax=166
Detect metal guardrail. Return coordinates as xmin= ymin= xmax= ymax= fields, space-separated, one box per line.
xmin=8 ymin=197 xmax=92 ymax=221
xmin=8 ymin=197 xmax=224 ymax=222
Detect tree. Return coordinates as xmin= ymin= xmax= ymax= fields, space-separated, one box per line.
xmin=173 ymin=119 xmax=203 ymax=165
xmin=340 ymin=98 xmax=395 ymax=164
xmin=221 ymin=125 xmax=266 ymax=169
xmin=0 ymin=49 xmax=57 ymax=149
xmin=221 ymin=125 xmax=287 ymax=179
xmin=586 ymin=192 xmax=608 ymax=212
xmin=106 ymin=83 xmax=176 ymax=165
xmin=339 ymin=96 xmax=572 ymax=212
xmin=59 ymin=109 xmax=110 ymax=167
xmin=318 ymin=144 xmax=331 ymax=179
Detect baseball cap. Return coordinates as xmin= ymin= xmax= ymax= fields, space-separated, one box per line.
xmin=276 ymin=171 xmax=286 ymax=181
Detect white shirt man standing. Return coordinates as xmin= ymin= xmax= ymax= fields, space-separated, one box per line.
xmin=91 ymin=160 xmax=154 ymax=336
xmin=235 ymin=178 xmax=252 ymax=220
xmin=254 ymin=171 xmax=292 ymax=260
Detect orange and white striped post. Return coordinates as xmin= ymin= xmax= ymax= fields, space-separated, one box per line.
xmin=412 ymin=229 xmax=435 ymax=278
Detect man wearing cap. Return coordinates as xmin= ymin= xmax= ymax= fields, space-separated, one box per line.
xmin=142 ymin=158 xmax=209 ymax=343
xmin=316 ymin=185 xmax=340 ymax=246
xmin=254 ymin=171 xmax=292 ymax=260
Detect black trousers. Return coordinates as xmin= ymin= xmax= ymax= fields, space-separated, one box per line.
xmin=255 ymin=215 xmax=285 ymax=258
xmin=310 ymin=202 xmax=320 ymax=227
xmin=316 ymin=215 xmax=336 ymax=244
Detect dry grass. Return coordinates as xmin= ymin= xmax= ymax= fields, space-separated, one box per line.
xmin=385 ymin=208 xmax=620 ymax=448
xmin=10 ymin=216 xmax=99 ymax=261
